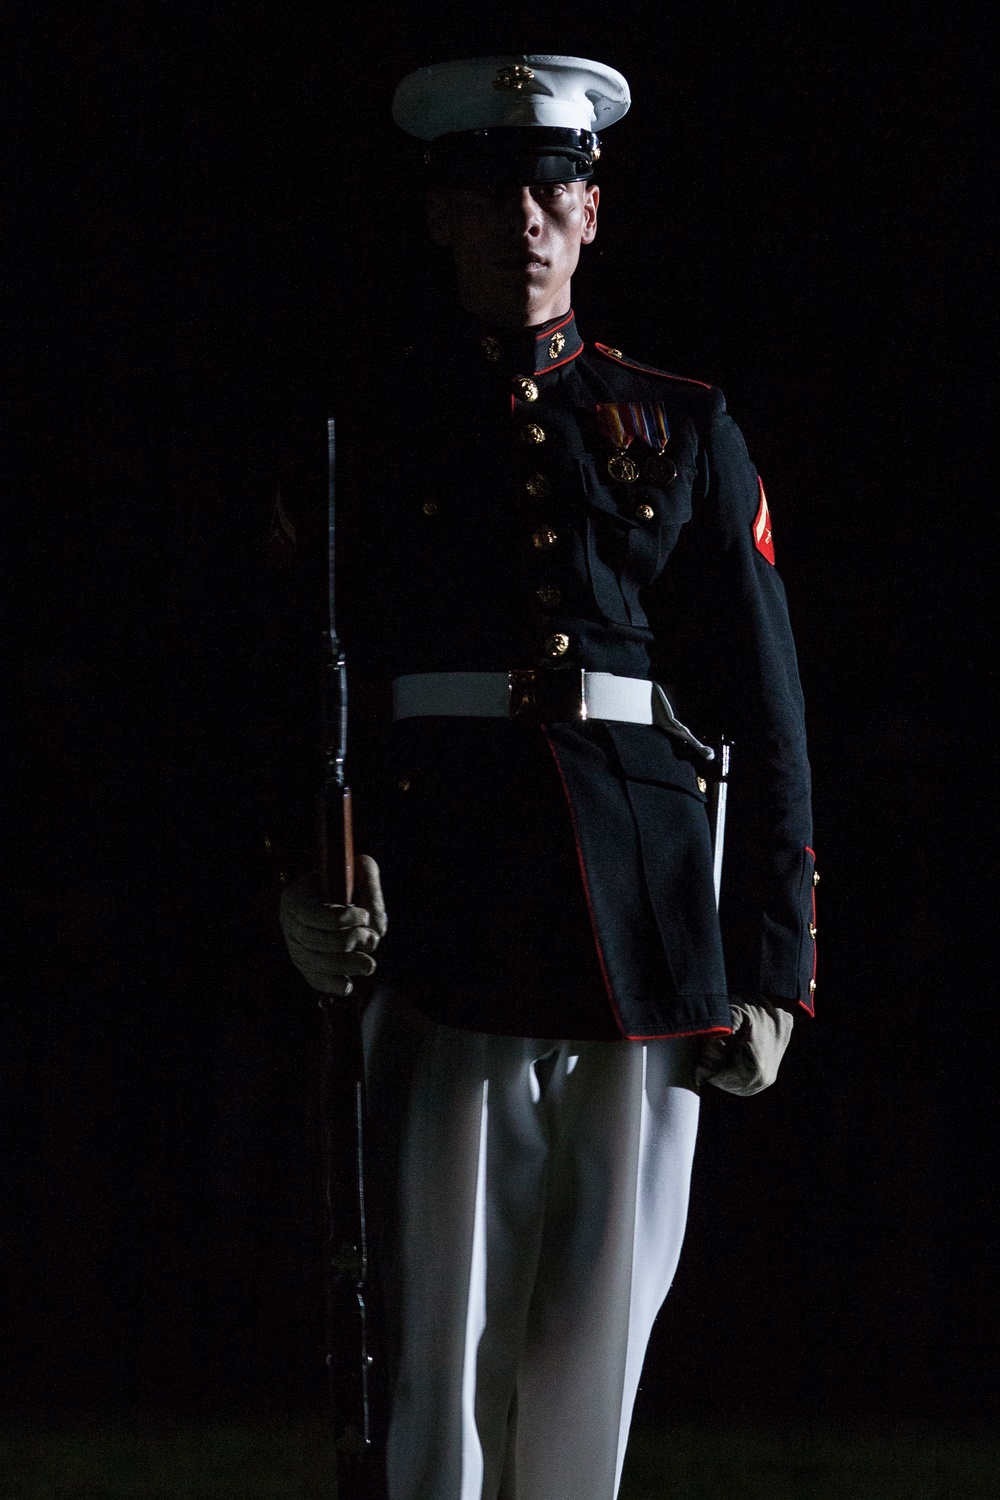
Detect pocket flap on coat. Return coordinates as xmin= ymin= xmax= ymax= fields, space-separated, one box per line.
xmin=603 ymin=722 xmax=708 ymax=800
xmin=577 ymin=458 xmax=693 ymax=525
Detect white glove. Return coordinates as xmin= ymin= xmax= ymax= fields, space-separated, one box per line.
xmin=694 ymin=998 xmax=794 ymax=1096
xmin=279 ymin=855 xmax=387 ymax=996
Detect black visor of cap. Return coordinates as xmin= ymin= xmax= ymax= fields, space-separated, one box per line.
xmin=425 ymin=127 xmax=600 ymax=188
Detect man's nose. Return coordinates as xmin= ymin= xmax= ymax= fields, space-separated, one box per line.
xmin=514 ymin=186 xmax=543 ymax=233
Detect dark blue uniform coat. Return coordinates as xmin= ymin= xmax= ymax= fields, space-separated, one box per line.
xmin=331 ymin=309 xmax=815 ymax=1042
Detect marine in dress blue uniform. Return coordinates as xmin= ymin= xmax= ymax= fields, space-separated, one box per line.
xmin=279 ymin=53 xmax=816 ymax=1500
xmin=347 ymin=310 xmax=816 ymax=1041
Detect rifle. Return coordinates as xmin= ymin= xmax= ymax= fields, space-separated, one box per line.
xmin=318 ymin=417 xmax=376 ymax=1497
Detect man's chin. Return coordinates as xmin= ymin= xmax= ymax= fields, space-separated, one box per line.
xmin=459 ymin=269 xmax=567 ymax=328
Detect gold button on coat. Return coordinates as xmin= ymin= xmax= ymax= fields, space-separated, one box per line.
xmin=697 ymin=776 xmax=708 ymax=794
xmin=813 ymin=870 xmax=821 ymax=885
xmin=636 ymin=503 xmax=655 ymax=521
xmin=536 ymin=584 xmax=561 ymax=607
xmin=422 ymin=500 xmax=439 ymax=516
xmin=809 ymin=979 xmax=817 ymax=993
xmin=532 ymin=526 xmax=558 ymax=549
xmin=809 ymin=923 xmax=818 ymax=940
xmin=513 ymin=376 xmax=539 ymax=402
xmin=526 ymin=473 xmax=550 ymax=498
xmin=521 ymin=423 xmax=546 ymax=445
xmin=544 ymin=633 xmax=570 ymax=657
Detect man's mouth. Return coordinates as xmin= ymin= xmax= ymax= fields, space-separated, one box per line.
xmin=502 ymin=253 xmax=547 ymax=269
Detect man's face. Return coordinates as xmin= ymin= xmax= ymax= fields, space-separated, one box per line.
xmin=426 ymin=180 xmax=599 ymax=328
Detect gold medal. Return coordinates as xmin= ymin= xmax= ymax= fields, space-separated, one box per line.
xmin=608 ymin=451 xmax=641 ymax=483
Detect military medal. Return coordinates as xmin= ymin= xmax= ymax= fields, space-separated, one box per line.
xmin=643 ymin=451 xmax=677 ymax=484
xmin=596 ymin=403 xmax=639 ymax=481
xmin=596 ymin=402 xmax=674 ymax=484
xmin=608 ymin=450 xmax=641 ymax=483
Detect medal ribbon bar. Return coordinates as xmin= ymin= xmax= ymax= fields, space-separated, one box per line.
xmin=596 ymin=402 xmax=670 ymax=454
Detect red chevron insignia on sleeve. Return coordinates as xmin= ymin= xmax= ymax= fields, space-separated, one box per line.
xmin=752 ymin=476 xmax=775 ymax=564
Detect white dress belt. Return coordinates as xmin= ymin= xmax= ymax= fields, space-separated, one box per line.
xmin=392 ymin=670 xmax=654 ymax=725
xmin=391 ymin=671 xmax=716 ymax=765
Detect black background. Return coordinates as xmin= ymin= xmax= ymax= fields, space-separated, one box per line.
xmin=5 ymin=0 xmax=996 ymax=1433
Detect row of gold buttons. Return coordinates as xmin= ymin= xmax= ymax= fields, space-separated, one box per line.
xmin=511 ymin=378 xmax=569 ymax=658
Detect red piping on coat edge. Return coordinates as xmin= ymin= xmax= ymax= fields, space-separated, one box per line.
xmin=537 ymin=344 xmax=584 ymax=376
xmin=628 ymin=1024 xmax=732 ymax=1042
xmin=542 ymin=730 xmax=734 ymax=1043
xmin=535 ymin=310 xmax=575 ymax=341
xmin=593 ymin=343 xmax=714 ymax=391
xmin=807 ymin=845 xmax=817 ymax=1013
xmin=543 ymin=729 xmax=626 ymax=1035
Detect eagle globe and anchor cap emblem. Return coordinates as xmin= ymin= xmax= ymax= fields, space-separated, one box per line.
xmin=492 ymin=64 xmax=535 ymax=91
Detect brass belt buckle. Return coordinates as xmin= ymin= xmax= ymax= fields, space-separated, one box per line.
xmin=508 ymin=670 xmax=537 ymax=718
xmin=508 ymin=669 xmax=587 ymax=721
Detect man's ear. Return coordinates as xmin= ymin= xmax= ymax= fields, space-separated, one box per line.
xmin=580 ymin=183 xmax=599 ymax=246
xmin=425 ymin=189 xmax=453 ymax=248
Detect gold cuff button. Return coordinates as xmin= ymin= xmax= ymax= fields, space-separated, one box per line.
xmin=606 ymin=347 xmax=623 ymax=359
xmin=513 ymin=376 xmax=539 ymax=402
xmin=636 ymin=503 xmax=655 ymax=521
xmin=544 ymin=633 xmax=570 ymax=657
xmin=526 ymin=473 xmax=550 ymax=498
xmin=532 ymin=526 xmax=558 ymax=549
xmin=521 ymin=423 xmax=546 ymax=445
xmin=536 ymin=584 xmax=561 ymax=607
xmin=422 ymin=500 xmax=439 ymax=516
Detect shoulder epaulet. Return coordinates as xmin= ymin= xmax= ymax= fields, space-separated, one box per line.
xmin=593 ymin=342 xmax=715 ymax=392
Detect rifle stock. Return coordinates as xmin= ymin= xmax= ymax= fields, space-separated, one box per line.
xmin=319 ymin=655 xmax=354 ymax=905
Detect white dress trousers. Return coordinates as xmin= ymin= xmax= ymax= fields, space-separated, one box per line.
xmin=365 ymin=993 xmax=701 ymax=1500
